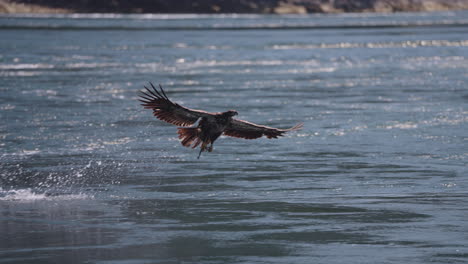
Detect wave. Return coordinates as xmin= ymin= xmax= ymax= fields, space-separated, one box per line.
xmin=2 ymin=11 xmax=467 ymax=31
xmin=1 ymin=22 xmax=468 ymax=31
xmin=270 ymin=40 xmax=468 ymax=50
xmin=0 ymin=63 xmax=54 ymax=70
xmin=0 ymin=188 xmax=90 ymax=202
xmin=0 ymin=62 xmax=121 ymax=71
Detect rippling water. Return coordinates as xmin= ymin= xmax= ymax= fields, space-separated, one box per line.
xmin=1 ymin=12 xmax=467 ymax=264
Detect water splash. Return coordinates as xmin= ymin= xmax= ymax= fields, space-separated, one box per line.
xmin=0 ymin=156 xmax=126 ymax=201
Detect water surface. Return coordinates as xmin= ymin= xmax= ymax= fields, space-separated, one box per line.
xmin=0 ymin=11 xmax=467 ymax=264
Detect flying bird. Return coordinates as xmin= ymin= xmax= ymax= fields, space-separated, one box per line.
xmin=138 ymin=83 xmax=303 ymax=158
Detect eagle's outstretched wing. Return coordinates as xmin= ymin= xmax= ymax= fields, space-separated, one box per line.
xmin=224 ymin=119 xmax=303 ymax=139
xmin=138 ymin=83 xmax=213 ymax=127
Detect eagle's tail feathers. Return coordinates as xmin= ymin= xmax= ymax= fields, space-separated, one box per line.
xmin=192 ymin=138 xmax=202 ymax=148
xmin=177 ymin=127 xmax=200 ymax=148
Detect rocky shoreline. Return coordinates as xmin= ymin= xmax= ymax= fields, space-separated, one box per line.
xmin=1 ymin=0 xmax=468 ymax=14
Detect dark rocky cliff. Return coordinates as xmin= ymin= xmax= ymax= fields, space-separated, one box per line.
xmin=2 ymin=0 xmax=468 ymax=14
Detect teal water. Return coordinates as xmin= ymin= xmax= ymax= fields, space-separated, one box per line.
xmin=1 ymin=12 xmax=467 ymax=264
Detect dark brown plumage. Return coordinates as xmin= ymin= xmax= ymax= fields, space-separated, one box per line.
xmin=138 ymin=83 xmax=303 ymax=158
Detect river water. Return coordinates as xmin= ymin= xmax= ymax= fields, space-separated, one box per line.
xmin=0 ymin=11 xmax=467 ymax=264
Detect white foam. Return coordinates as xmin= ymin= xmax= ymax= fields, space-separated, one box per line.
xmin=0 ymin=188 xmax=90 ymax=202
xmin=0 ymin=63 xmax=54 ymax=70
xmin=270 ymin=40 xmax=468 ymax=50
xmin=383 ymin=122 xmax=418 ymax=130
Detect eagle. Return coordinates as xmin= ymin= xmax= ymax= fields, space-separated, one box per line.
xmin=138 ymin=83 xmax=303 ymax=158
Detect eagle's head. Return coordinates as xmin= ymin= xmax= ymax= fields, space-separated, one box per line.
xmin=223 ymin=110 xmax=238 ymax=117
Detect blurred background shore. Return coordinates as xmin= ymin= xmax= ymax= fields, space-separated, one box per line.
xmin=1 ymin=0 xmax=468 ymax=14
